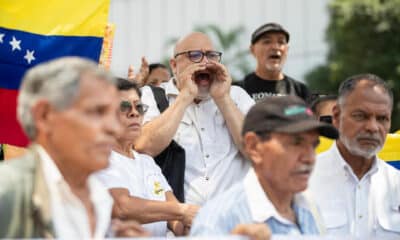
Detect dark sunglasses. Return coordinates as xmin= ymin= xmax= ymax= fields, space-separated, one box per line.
xmin=174 ymin=50 xmax=222 ymax=63
xmin=120 ymin=101 xmax=149 ymax=115
xmin=319 ymin=115 xmax=333 ymax=124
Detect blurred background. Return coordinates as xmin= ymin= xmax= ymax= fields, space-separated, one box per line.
xmin=109 ymin=0 xmax=400 ymax=131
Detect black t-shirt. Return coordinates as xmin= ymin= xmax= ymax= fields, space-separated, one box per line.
xmin=235 ymin=72 xmax=311 ymax=103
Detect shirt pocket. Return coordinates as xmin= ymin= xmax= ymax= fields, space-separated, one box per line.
xmin=175 ymin=115 xmax=196 ymax=145
xmin=375 ymin=203 xmax=400 ymax=235
xmin=320 ymin=202 xmax=348 ymax=234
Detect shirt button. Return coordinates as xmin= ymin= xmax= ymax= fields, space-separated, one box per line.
xmin=201 ymin=127 xmax=205 ymax=131
xmin=358 ymin=215 xmax=363 ymax=219
xmin=205 ymin=176 xmax=209 ymax=181
xmin=205 ymin=154 xmax=209 ymax=158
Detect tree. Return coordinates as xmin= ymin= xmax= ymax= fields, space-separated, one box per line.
xmin=305 ymin=0 xmax=400 ymax=131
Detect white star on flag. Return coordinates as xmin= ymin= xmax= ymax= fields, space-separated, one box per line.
xmin=9 ymin=36 xmax=21 ymax=51
xmin=0 ymin=33 xmax=4 ymax=43
xmin=24 ymin=49 xmax=35 ymax=64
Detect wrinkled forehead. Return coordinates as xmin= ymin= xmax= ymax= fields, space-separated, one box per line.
xmin=174 ymin=32 xmax=215 ymax=54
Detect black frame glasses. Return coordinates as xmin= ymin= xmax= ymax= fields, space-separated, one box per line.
xmin=174 ymin=50 xmax=222 ymax=63
xmin=119 ymin=101 xmax=149 ymax=115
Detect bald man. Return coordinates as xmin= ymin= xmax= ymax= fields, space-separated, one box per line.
xmin=136 ymin=32 xmax=255 ymax=206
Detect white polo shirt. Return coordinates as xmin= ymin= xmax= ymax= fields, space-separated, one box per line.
xmin=96 ymin=150 xmax=171 ymax=236
xmin=141 ymin=80 xmax=254 ymax=205
xmin=37 ymin=145 xmax=113 ymax=239
xmin=309 ymin=143 xmax=400 ymax=239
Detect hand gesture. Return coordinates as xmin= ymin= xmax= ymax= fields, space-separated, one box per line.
xmin=175 ymin=63 xmax=207 ymax=102
xmin=207 ymin=61 xmax=232 ymax=100
xmin=231 ymin=223 xmax=271 ymax=240
xmin=127 ymin=57 xmax=149 ymax=86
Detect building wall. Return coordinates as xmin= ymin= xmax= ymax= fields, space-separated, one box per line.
xmin=109 ymin=0 xmax=331 ymax=82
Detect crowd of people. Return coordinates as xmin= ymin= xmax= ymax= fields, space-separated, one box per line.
xmin=0 ymin=22 xmax=399 ymax=240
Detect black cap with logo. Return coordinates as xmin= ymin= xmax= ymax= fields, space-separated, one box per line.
xmin=242 ymin=95 xmax=339 ymax=139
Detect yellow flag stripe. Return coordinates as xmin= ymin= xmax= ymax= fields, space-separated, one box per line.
xmin=0 ymin=0 xmax=110 ymax=37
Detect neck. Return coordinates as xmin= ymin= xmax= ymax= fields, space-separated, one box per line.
xmin=41 ymin=144 xmax=89 ymax=192
xmin=255 ymin=67 xmax=284 ymax=80
xmin=114 ymin=139 xmax=134 ymax=158
xmin=336 ymin=141 xmax=374 ymax=179
xmin=257 ymin=172 xmax=295 ymax=222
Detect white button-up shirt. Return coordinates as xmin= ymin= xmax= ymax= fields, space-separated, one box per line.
xmin=309 ymin=143 xmax=400 ymax=239
xmin=37 ymin=145 xmax=113 ymax=239
xmin=142 ymin=80 xmax=254 ymax=205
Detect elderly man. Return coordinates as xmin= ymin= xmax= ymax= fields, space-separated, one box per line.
xmin=236 ymin=23 xmax=310 ymax=102
xmin=309 ymin=74 xmax=400 ymax=239
xmin=191 ymin=95 xmax=338 ymax=235
xmin=136 ymin=32 xmax=254 ymax=205
xmin=0 ymin=57 xmax=143 ymax=238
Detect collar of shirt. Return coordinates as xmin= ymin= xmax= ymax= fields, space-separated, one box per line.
xmin=36 ymin=144 xmax=113 ymax=238
xmin=244 ymin=168 xmax=310 ymax=224
xmin=330 ymin=142 xmax=379 ymax=181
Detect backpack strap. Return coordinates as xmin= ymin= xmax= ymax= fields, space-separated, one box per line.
xmin=149 ymin=85 xmax=169 ymax=113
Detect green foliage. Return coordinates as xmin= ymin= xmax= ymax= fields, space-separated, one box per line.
xmin=305 ymin=0 xmax=400 ymax=131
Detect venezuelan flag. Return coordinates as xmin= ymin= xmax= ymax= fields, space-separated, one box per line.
xmin=0 ymin=0 xmax=110 ymax=146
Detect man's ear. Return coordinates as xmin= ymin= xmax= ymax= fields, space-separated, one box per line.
xmin=169 ymin=57 xmax=177 ymax=76
xmin=332 ymin=103 xmax=341 ymax=129
xmin=249 ymin=45 xmax=255 ymax=56
xmin=31 ymin=100 xmax=54 ymax=134
xmin=243 ymin=132 xmax=263 ymax=165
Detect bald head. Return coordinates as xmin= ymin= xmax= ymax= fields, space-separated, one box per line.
xmin=173 ymin=32 xmax=214 ymax=55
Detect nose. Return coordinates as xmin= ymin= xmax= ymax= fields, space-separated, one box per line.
xmin=365 ymin=117 xmax=379 ymax=133
xmin=105 ymin=111 xmax=123 ymax=139
xmin=301 ymin=144 xmax=316 ymax=165
xmin=128 ymin=107 xmax=140 ymax=118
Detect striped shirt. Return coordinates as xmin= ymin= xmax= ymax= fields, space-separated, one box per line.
xmin=191 ymin=168 xmax=321 ymax=236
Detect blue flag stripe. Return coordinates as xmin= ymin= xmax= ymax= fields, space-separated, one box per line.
xmin=0 ymin=26 xmax=103 ymax=90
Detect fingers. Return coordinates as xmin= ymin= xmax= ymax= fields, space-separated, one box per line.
xmin=127 ymin=65 xmax=135 ymax=80
xmin=231 ymin=223 xmax=271 ymax=240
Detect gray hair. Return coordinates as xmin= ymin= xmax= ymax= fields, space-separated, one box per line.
xmin=17 ymin=57 xmax=116 ymax=140
xmin=337 ymin=73 xmax=393 ymax=108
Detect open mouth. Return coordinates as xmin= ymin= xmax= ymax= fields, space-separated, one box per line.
xmin=194 ymin=71 xmax=212 ymax=87
xmin=268 ymin=53 xmax=281 ymax=61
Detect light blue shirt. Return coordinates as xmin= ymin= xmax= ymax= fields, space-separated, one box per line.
xmin=191 ymin=168 xmax=322 ymax=236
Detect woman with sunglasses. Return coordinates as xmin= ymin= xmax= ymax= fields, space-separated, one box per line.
xmin=96 ymin=78 xmax=199 ymax=236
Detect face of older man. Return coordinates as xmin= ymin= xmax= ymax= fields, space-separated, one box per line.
xmin=250 ymin=32 xmax=288 ymax=74
xmin=249 ymin=130 xmax=319 ymax=194
xmin=44 ymin=73 xmax=121 ymax=174
xmin=334 ymin=81 xmax=392 ymax=159
xmin=170 ymin=32 xmax=222 ymax=99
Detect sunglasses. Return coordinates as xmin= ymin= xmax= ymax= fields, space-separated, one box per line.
xmin=319 ymin=115 xmax=333 ymax=124
xmin=119 ymin=101 xmax=149 ymax=115
xmin=174 ymin=50 xmax=222 ymax=63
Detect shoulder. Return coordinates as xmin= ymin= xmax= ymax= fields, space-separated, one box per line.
xmin=0 ymin=152 xmax=36 ymax=184
xmin=191 ymin=183 xmax=251 ymax=235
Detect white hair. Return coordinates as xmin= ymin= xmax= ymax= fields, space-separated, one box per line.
xmin=17 ymin=57 xmax=115 ymax=140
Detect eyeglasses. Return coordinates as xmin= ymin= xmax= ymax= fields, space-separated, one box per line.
xmin=174 ymin=50 xmax=222 ymax=63
xmin=119 ymin=101 xmax=149 ymax=115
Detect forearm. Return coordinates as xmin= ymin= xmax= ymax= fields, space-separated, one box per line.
xmin=135 ymin=94 xmax=192 ymax=156
xmin=113 ymin=196 xmax=185 ymax=224
xmin=214 ymin=95 xmax=245 ymax=153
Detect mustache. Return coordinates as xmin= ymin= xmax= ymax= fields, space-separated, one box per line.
xmin=355 ymin=132 xmax=382 ymax=144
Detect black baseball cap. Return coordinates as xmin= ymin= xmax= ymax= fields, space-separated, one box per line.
xmin=251 ymin=22 xmax=290 ymax=44
xmin=242 ymin=95 xmax=338 ymax=139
